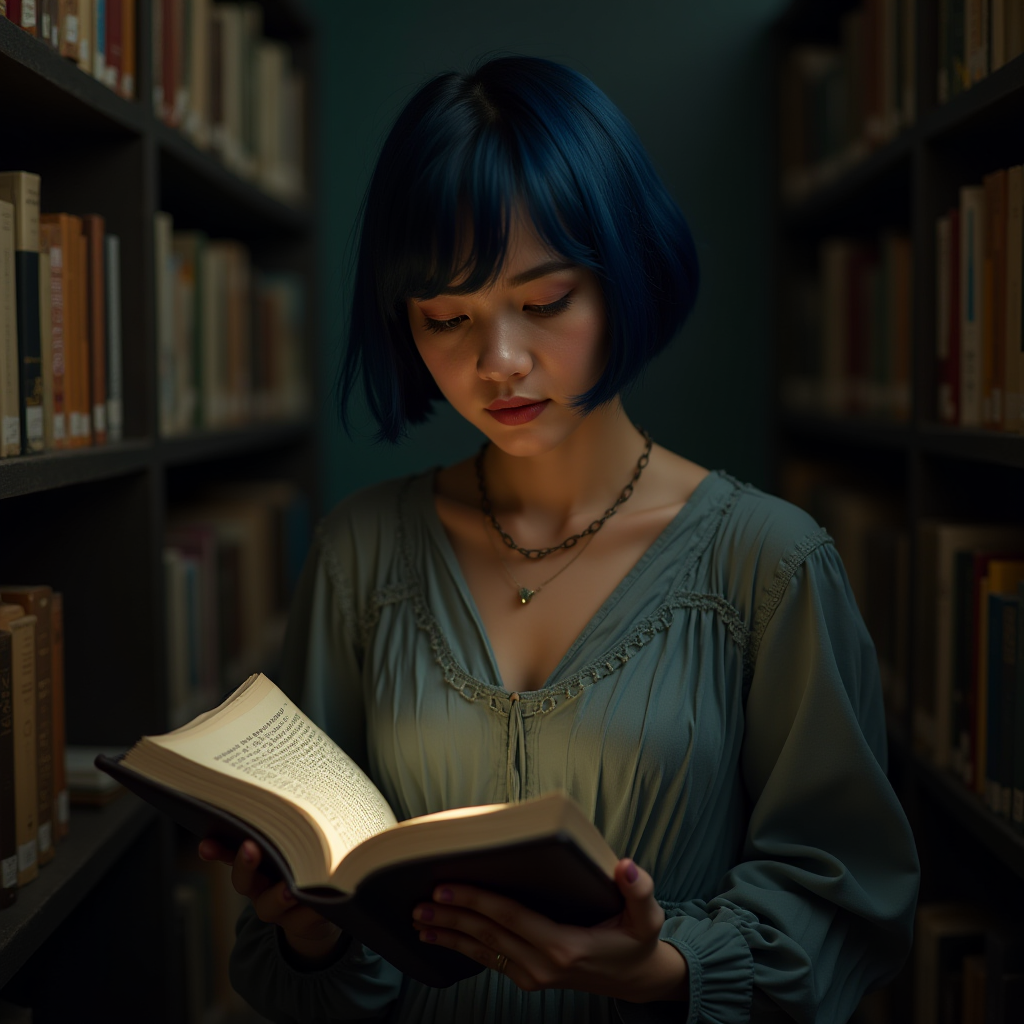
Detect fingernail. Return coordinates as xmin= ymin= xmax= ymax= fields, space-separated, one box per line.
xmin=625 ymin=861 xmax=638 ymax=883
xmin=436 ymin=887 xmax=454 ymax=903
xmin=420 ymin=930 xmax=437 ymax=943
xmin=414 ymin=905 xmax=434 ymax=922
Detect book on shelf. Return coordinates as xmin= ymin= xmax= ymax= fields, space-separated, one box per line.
xmin=0 ymin=629 xmax=15 ymax=908
xmin=0 ymin=604 xmax=37 ymax=888
xmin=82 ymin=214 xmax=106 ymax=444
xmin=1 ymin=587 xmax=54 ymax=867
xmin=985 ymin=588 xmax=1020 ymax=818
xmin=939 ymin=0 xmax=1024 ymax=102
xmin=104 ymin=233 xmax=122 ymax=441
xmin=934 ymin=165 xmax=1024 ymax=434
xmin=50 ymin=591 xmax=67 ymax=841
xmin=97 ymin=672 xmax=624 ymax=989
xmin=913 ymin=522 xmax=1024 ymax=771
xmin=1014 ymin=580 xmax=1024 ymax=832
xmin=914 ymin=903 xmax=991 ymax=1024
xmin=0 ymin=198 xmax=21 ymax=457
xmin=0 ymin=172 xmax=43 ymax=455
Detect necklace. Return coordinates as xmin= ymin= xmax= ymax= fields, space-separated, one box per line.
xmin=475 ymin=426 xmax=653 ymax=561
xmin=482 ymin=515 xmax=596 ymax=606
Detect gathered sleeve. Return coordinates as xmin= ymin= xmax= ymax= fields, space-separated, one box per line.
xmin=228 ymin=531 xmax=405 ymax=1022
xmin=628 ymin=540 xmax=920 ymax=1024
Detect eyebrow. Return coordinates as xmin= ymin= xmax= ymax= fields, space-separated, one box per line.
xmin=430 ymin=259 xmax=578 ymax=297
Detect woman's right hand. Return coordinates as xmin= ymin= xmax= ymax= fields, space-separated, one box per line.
xmin=198 ymin=838 xmax=342 ymax=963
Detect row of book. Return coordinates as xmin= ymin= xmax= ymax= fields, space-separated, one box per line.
xmin=0 ymin=586 xmax=69 ymax=909
xmin=163 ymin=479 xmax=310 ymax=728
xmin=937 ymin=0 xmax=1024 ymax=104
xmin=154 ymin=0 xmax=306 ymax=205
xmin=914 ymin=522 xmax=1024 ymax=829
xmin=914 ymin=903 xmax=1021 ymax=1023
xmin=0 ymin=171 xmax=124 ymax=458
xmin=2 ymin=0 xmax=137 ymax=99
xmin=781 ymin=231 xmax=913 ymax=422
xmin=780 ymin=1 xmax=1024 ymax=204
xmin=155 ymin=212 xmax=309 ymax=436
xmin=780 ymin=0 xmax=918 ymax=202
xmin=936 ymin=164 xmax=1024 ymax=433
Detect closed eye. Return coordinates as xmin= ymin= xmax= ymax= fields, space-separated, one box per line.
xmin=422 ymin=314 xmax=468 ymax=334
xmin=525 ymin=293 xmax=573 ymax=316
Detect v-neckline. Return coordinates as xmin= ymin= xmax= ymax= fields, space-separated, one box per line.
xmin=416 ymin=468 xmax=723 ymax=694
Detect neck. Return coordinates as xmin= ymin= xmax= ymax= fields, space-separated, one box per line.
xmin=481 ymin=400 xmax=647 ymax=540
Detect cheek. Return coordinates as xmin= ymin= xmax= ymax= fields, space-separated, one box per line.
xmin=546 ymin=308 xmax=607 ymax=383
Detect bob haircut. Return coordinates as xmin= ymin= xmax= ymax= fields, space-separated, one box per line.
xmin=338 ymin=55 xmax=700 ymax=443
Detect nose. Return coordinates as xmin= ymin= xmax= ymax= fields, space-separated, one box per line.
xmin=476 ymin=319 xmax=532 ymax=382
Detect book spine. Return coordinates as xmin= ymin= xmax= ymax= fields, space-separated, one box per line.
xmin=1014 ymin=580 xmax=1024 ymax=831
xmin=43 ymin=223 xmax=67 ymax=447
xmin=74 ymin=230 xmax=92 ymax=445
xmin=998 ymin=596 xmax=1019 ymax=817
xmin=992 ymin=0 xmax=1007 ymax=70
xmin=104 ymin=234 xmax=122 ymax=441
xmin=985 ymin=170 xmax=1008 ymax=429
xmin=83 ymin=215 xmax=106 ymax=444
xmin=937 ymin=213 xmax=954 ymax=421
xmin=10 ymin=617 xmax=37 ymax=887
xmin=0 ymin=631 xmax=15 ymax=907
xmin=967 ymin=0 xmax=989 ymax=83
xmin=155 ymin=212 xmax=175 ymax=435
xmin=951 ymin=551 xmax=974 ymax=779
xmin=50 ymin=593 xmax=67 ymax=842
xmin=118 ymin=0 xmax=134 ymax=98
xmin=951 ymin=0 xmax=968 ymax=95
xmin=1007 ymin=166 xmax=1023 ymax=436
xmin=104 ymin=0 xmax=120 ymax=90
xmin=960 ymin=186 xmax=985 ymax=427
xmin=59 ymin=0 xmax=79 ymax=61
xmin=0 ymin=200 xmax=20 ymax=457
xmin=76 ymin=0 xmax=90 ymax=72
xmin=91 ymin=0 xmax=104 ymax=81
xmin=986 ymin=590 xmax=1004 ymax=808
xmin=39 ymin=250 xmax=53 ymax=449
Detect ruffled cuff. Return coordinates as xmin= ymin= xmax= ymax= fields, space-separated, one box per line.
xmin=613 ymin=909 xmax=752 ymax=1024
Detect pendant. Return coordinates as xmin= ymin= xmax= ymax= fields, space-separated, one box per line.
xmin=518 ymin=587 xmax=536 ymax=605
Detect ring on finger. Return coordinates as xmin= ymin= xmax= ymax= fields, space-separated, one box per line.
xmin=494 ymin=952 xmax=509 ymax=976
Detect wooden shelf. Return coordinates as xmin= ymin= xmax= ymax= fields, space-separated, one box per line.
xmin=0 ymin=797 xmax=155 ymax=988
xmin=779 ymin=412 xmax=912 ymax=453
xmin=910 ymin=752 xmax=1024 ymax=884
xmin=0 ymin=440 xmax=152 ymax=498
xmin=917 ymin=423 xmax=1024 ymax=469
xmin=159 ymin=419 xmax=312 ymax=467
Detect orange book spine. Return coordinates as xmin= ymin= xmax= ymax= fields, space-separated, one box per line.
xmin=119 ymin=0 xmax=135 ymax=99
xmin=82 ymin=214 xmax=107 ymax=445
xmin=38 ymin=219 xmax=68 ymax=448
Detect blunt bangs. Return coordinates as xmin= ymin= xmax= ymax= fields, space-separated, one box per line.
xmin=338 ymin=55 xmax=700 ymax=442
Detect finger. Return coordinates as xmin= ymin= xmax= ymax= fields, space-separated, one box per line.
xmin=252 ymin=880 xmax=307 ymax=926
xmin=417 ymin=922 xmax=535 ymax=985
xmin=231 ymin=840 xmax=272 ymax=900
xmin=614 ymin=859 xmax=664 ymax=936
xmin=198 ymin=838 xmax=236 ymax=864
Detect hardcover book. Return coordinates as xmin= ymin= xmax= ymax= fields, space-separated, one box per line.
xmin=97 ymin=673 xmax=624 ymax=988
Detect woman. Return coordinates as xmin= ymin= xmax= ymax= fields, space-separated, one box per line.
xmin=202 ymin=56 xmax=919 ymax=1022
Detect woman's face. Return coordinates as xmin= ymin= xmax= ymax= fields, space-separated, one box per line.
xmin=406 ymin=217 xmax=607 ymax=458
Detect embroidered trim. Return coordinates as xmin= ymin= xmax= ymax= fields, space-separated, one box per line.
xmin=359 ymin=582 xmax=419 ymax=648
xmin=745 ymin=526 xmax=834 ymax=677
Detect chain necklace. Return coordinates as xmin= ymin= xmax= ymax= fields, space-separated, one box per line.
xmin=482 ymin=515 xmax=596 ymax=606
xmin=474 ymin=426 xmax=653 ymax=561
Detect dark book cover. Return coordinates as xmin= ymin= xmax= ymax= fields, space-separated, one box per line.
xmin=1013 ymin=580 xmax=1024 ymax=834
xmin=0 ymin=630 xmax=16 ymax=908
xmin=14 ymin=250 xmax=43 ymax=453
xmin=996 ymin=596 xmax=1019 ymax=818
xmin=96 ymin=756 xmax=624 ymax=989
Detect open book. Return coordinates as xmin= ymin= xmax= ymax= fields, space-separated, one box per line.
xmin=97 ymin=673 xmax=623 ymax=987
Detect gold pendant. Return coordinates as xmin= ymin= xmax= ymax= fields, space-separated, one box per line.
xmin=518 ymin=587 xmax=536 ymax=605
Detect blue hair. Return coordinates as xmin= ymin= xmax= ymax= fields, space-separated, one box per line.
xmin=338 ymin=55 xmax=700 ymax=442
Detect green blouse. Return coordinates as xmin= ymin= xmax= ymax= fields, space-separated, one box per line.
xmin=229 ymin=469 xmax=919 ymax=1023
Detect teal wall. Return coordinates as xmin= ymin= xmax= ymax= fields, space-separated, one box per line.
xmin=307 ymin=0 xmax=787 ymax=512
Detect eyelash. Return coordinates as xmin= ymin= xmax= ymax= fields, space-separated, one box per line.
xmin=421 ymin=293 xmax=574 ymax=334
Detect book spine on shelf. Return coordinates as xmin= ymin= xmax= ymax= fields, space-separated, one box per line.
xmin=82 ymin=214 xmax=107 ymax=444
xmin=966 ymin=0 xmax=989 ymax=83
xmin=5 ymin=613 xmax=37 ymax=887
xmin=58 ymin=0 xmax=79 ymax=61
xmin=0 ymin=631 xmax=15 ymax=908
xmin=39 ymin=250 xmax=53 ymax=449
xmin=155 ymin=211 xmax=175 ymax=436
xmin=104 ymin=0 xmax=120 ymax=91
xmin=118 ymin=0 xmax=134 ymax=98
xmin=72 ymin=228 xmax=92 ymax=445
xmin=76 ymin=0 xmax=91 ymax=72
xmin=991 ymin=0 xmax=1007 ymax=70
xmin=43 ymin=222 xmax=67 ymax=447
xmin=104 ymin=234 xmax=122 ymax=441
xmin=187 ymin=0 xmax=209 ymax=147
xmin=50 ymin=592 xmax=67 ymax=842
xmin=91 ymin=0 xmax=105 ymax=82
xmin=996 ymin=595 xmax=1019 ymax=817
xmin=960 ymin=186 xmax=985 ymax=427
xmin=1007 ymin=166 xmax=1023 ymax=435
xmin=0 ymin=173 xmax=43 ymax=454
xmin=951 ymin=0 xmax=968 ymax=97
xmin=1013 ymin=580 xmax=1024 ymax=831
xmin=2 ymin=589 xmax=54 ymax=866
xmin=983 ymin=170 xmax=1007 ymax=429
xmin=0 ymin=199 xmax=20 ymax=457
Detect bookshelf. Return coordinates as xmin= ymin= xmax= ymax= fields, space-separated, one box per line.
xmin=0 ymin=1 xmax=319 ymax=1019
xmin=776 ymin=1 xmax=1024 ymax=1019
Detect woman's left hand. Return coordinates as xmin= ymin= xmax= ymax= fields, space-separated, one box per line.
xmin=411 ymin=858 xmax=689 ymax=1003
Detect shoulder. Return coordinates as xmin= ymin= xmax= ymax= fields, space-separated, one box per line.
xmin=705 ymin=471 xmax=835 ymax=619
xmin=313 ymin=471 xmax=432 ymax=593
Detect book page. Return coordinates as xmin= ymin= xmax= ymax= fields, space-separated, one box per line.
xmin=143 ymin=675 xmax=397 ymax=870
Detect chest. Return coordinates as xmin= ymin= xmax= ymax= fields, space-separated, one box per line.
xmin=437 ymin=502 xmax=685 ymax=692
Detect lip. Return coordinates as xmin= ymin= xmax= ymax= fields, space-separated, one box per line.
xmin=485 ymin=399 xmax=550 ymax=426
